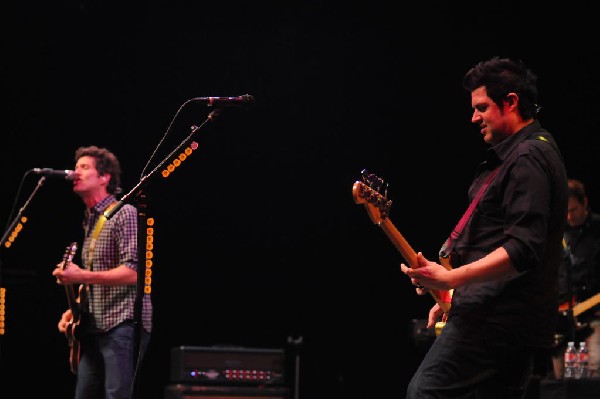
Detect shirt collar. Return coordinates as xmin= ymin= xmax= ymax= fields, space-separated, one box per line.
xmin=483 ymin=120 xmax=543 ymax=168
xmin=88 ymin=195 xmax=117 ymax=216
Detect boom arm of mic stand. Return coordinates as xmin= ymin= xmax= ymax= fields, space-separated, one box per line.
xmin=103 ymin=176 xmax=148 ymax=221
xmin=106 ymin=108 xmax=218 ymax=222
xmin=106 ymin=110 xmax=216 ymax=399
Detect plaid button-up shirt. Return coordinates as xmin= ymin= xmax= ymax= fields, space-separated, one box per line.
xmin=81 ymin=195 xmax=152 ymax=333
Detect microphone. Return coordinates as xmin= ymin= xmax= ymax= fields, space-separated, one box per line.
xmin=31 ymin=168 xmax=77 ymax=181
xmin=192 ymin=94 xmax=255 ymax=107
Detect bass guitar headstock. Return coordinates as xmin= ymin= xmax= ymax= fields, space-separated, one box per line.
xmin=352 ymin=169 xmax=392 ymax=225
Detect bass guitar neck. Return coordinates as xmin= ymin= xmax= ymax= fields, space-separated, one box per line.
xmin=352 ymin=173 xmax=453 ymax=313
xmin=377 ymin=218 xmax=453 ymax=313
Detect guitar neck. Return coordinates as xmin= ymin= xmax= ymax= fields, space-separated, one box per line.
xmin=572 ymin=292 xmax=600 ymax=317
xmin=379 ymin=219 xmax=418 ymax=268
xmin=379 ymin=218 xmax=452 ymax=313
xmin=64 ymin=285 xmax=81 ymax=320
xmin=60 ymin=242 xmax=81 ymax=319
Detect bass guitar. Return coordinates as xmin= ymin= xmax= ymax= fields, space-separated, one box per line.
xmin=352 ymin=170 xmax=453 ymax=313
xmin=60 ymin=241 xmax=82 ymax=374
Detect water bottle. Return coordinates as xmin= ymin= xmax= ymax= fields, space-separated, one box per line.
xmin=577 ymin=341 xmax=589 ymax=379
xmin=564 ymin=341 xmax=577 ymax=378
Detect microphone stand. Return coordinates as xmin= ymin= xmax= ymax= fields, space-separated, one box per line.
xmin=0 ymin=176 xmax=47 ymax=366
xmin=0 ymin=176 xmax=46 ymax=249
xmin=104 ymin=109 xmax=220 ymax=399
xmin=287 ymin=335 xmax=303 ymax=399
xmin=564 ymin=243 xmax=576 ymax=344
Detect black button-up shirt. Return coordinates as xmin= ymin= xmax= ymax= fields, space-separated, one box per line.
xmin=451 ymin=120 xmax=568 ymax=347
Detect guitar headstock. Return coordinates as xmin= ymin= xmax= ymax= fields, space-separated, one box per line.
xmin=63 ymin=242 xmax=78 ymax=264
xmin=352 ymin=169 xmax=392 ymax=225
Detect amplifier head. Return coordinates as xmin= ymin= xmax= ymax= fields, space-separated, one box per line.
xmin=170 ymin=345 xmax=286 ymax=386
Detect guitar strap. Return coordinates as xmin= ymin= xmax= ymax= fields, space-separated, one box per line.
xmin=439 ymin=132 xmax=555 ymax=260
xmin=81 ymin=201 xmax=118 ymax=317
xmin=87 ymin=201 xmax=118 ymax=270
xmin=440 ymin=166 xmax=500 ymax=259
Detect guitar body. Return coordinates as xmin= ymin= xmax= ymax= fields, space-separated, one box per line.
xmin=553 ymin=292 xmax=600 ymax=348
xmin=65 ymin=315 xmax=81 ymax=374
xmin=61 ymin=242 xmax=83 ymax=374
xmin=352 ymin=172 xmax=454 ymax=313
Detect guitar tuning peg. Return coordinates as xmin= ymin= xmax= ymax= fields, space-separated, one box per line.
xmin=360 ymin=170 xmax=387 ymax=192
xmin=360 ymin=169 xmax=370 ymax=183
xmin=368 ymin=175 xmax=383 ymax=191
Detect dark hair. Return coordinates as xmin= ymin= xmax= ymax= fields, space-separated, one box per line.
xmin=463 ymin=56 xmax=539 ymax=120
xmin=75 ymin=145 xmax=121 ymax=195
xmin=567 ymin=178 xmax=586 ymax=205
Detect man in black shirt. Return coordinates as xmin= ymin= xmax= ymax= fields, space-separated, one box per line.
xmin=401 ymin=57 xmax=568 ymax=398
xmin=552 ymin=178 xmax=600 ymax=378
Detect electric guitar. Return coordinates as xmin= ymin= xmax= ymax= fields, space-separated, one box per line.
xmin=554 ymin=292 xmax=600 ymax=347
xmin=60 ymin=241 xmax=82 ymax=374
xmin=352 ymin=170 xmax=453 ymax=313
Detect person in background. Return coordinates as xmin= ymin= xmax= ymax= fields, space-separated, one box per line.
xmin=551 ymin=178 xmax=600 ymax=378
xmin=53 ymin=145 xmax=152 ymax=399
xmin=400 ymin=57 xmax=568 ymax=398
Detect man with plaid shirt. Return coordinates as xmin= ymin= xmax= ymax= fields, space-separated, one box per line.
xmin=53 ymin=145 xmax=152 ymax=399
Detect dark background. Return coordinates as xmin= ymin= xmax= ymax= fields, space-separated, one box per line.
xmin=1 ymin=1 xmax=599 ymax=398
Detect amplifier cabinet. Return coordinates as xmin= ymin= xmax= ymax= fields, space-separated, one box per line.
xmin=165 ymin=384 xmax=288 ymax=399
xmin=540 ymin=377 xmax=600 ymax=399
xmin=170 ymin=346 xmax=285 ymax=386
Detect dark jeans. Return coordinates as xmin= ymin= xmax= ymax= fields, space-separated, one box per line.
xmin=75 ymin=320 xmax=151 ymax=399
xmin=406 ymin=315 xmax=535 ymax=399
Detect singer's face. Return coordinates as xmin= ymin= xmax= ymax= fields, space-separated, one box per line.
xmin=73 ymin=156 xmax=105 ymax=196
